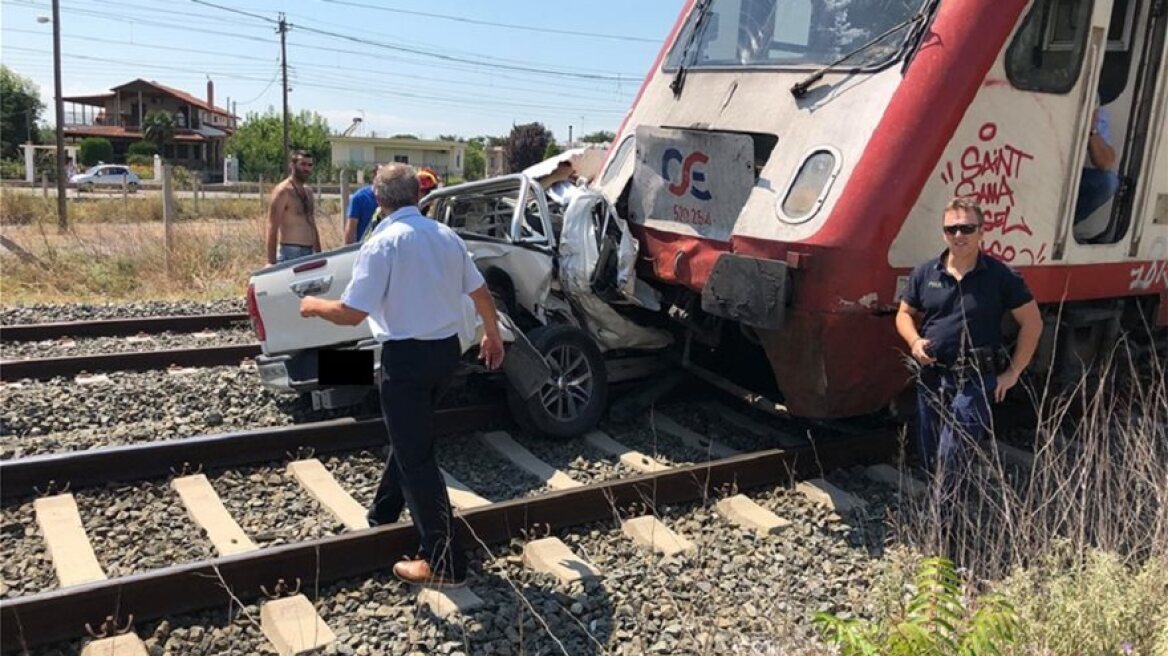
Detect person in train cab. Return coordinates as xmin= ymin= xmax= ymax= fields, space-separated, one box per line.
xmin=299 ymin=163 xmax=505 ymax=588
xmin=895 ymin=198 xmax=1043 ymax=473
xmin=1074 ymin=98 xmax=1120 ymax=224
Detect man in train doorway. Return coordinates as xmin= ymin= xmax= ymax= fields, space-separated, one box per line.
xmin=895 ymin=197 xmax=1043 ymax=474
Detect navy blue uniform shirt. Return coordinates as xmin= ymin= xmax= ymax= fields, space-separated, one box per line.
xmin=901 ymin=251 xmax=1033 ymax=365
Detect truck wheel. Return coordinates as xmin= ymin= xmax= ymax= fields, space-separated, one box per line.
xmin=508 ymin=324 xmax=607 ymax=440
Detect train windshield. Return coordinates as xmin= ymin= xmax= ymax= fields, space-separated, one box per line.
xmin=665 ymin=0 xmax=926 ymax=70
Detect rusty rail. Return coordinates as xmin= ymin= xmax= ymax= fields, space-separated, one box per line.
xmin=0 ymin=404 xmax=507 ymax=502
xmin=0 ymin=344 xmax=262 ymax=381
xmin=0 ymin=429 xmax=897 ymax=650
xmin=0 ymin=313 xmax=249 ymax=342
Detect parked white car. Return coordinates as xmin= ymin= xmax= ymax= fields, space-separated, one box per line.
xmin=71 ymin=165 xmax=141 ymax=192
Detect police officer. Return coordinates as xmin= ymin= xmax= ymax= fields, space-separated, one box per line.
xmin=896 ymin=197 xmax=1042 ymax=473
xmin=300 ymin=163 xmax=504 ymax=587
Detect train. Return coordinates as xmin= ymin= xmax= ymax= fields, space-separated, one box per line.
xmin=593 ymin=0 xmax=1168 ymax=418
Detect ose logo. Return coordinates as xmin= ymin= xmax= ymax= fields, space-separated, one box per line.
xmin=662 ymin=148 xmax=712 ymax=201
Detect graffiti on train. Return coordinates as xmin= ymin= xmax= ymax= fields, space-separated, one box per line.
xmin=1130 ymin=237 xmax=1168 ymax=291
xmin=940 ymin=122 xmax=1048 ymax=265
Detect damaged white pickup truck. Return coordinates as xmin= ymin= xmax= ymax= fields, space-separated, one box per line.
xmin=246 ymin=174 xmax=671 ymax=438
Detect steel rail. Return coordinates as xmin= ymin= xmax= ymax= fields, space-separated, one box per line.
xmin=0 ymin=405 xmax=508 ymax=502
xmin=0 ymin=313 xmax=249 ymax=342
xmin=0 ymin=429 xmax=897 ymax=650
xmin=0 ymin=344 xmax=262 ymax=381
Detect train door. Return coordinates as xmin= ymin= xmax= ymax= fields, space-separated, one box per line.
xmin=1069 ymin=0 xmax=1168 ymax=247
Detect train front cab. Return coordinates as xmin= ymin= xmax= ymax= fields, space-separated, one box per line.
xmin=598 ymin=0 xmax=1167 ymax=419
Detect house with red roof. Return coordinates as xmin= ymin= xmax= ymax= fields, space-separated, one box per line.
xmin=62 ymin=79 xmax=236 ymax=178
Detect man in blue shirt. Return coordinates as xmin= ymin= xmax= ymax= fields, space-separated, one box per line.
xmin=896 ymin=198 xmax=1042 ymax=474
xmin=1075 ymin=101 xmax=1120 ymax=224
xmin=300 ymin=163 xmax=505 ymax=587
xmin=344 ymin=183 xmax=378 ymax=245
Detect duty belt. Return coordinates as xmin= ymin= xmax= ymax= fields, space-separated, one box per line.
xmin=933 ymin=346 xmax=1008 ymax=376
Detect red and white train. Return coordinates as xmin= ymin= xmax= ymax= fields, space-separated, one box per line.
xmin=595 ymin=0 xmax=1167 ymax=418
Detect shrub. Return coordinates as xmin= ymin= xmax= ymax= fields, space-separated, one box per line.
xmin=128 ymin=163 xmax=153 ymax=179
xmin=127 ymin=141 xmax=156 ymax=157
xmin=127 ymin=154 xmax=153 ymax=167
xmin=0 ymin=158 xmax=25 ymax=180
xmin=999 ymin=547 xmax=1168 ymax=656
xmin=814 ymin=556 xmax=1018 ymax=655
xmin=78 ymin=138 xmax=113 ymax=166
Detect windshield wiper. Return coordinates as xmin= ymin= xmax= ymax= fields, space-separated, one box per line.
xmin=670 ymin=0 xmax=715 ymax=98
xmin=790 ymin=9 xmax=930 ymax=98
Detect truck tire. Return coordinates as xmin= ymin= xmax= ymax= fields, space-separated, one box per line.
xmin=507 ymin=324 xmax=607 ymax=440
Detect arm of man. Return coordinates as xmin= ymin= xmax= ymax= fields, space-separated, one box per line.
xmin=1087 ymin=109 xmax=1117 ymax=170
xmin=896 ymin=301 xmax=935 ymax=365
xmin=995 ymin=300 xmax=1042 ymax=402
xmin=266 ymin=187 xmax=285 ymax=265
xmin=469 ymin=284 xmax=504 ymax=369
xmin=310 ymin=194 xmax=322 ymax=254
xmin=300 ymin=297 xmax=367 ymax=325
xmin=1087 ymin=133 xmax=1117 ymax=170
xmin=344 ymin=220 xmax=359 ymax=245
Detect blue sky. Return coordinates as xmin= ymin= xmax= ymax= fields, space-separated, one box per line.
xmin=1 ymin=0 xmax=682 ymax=141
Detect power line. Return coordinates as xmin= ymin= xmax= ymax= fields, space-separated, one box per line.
xmin=188 ymin=0 xmax=276 ymax=24
xmin=8 ymin=0 xmax=638 ymax=91
xmin=319 ymin=0 xmax=659 ymax=44
xmin=2 ymin=28 xmax=633 ymax=104
xmin=191 ymin=1 xmax=634 ymax=82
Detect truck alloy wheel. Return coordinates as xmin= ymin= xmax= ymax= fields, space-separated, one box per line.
xmin=508 ymin=324 xmax=607 ymax=439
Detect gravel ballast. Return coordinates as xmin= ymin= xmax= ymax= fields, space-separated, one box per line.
xmin=22 ymin=475 xmax=896 ymax=655
xmin=0 ymin=365 xmax=343 ymax=459
xmin=0 ymin=326 xmax=255 ymax=360
xmin=0 ymin=300 xmax=245 ymax=326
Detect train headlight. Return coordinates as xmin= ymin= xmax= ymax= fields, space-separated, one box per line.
xmin=776 ymin=148 xmax=840 ymax=224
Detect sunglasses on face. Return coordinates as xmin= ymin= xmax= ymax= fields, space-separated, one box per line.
xmin=943 ymin=223 xmax=980 ymax=236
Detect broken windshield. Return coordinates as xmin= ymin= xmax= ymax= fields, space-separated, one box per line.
xmin=663 ymin=0 xmax=926 ymax=70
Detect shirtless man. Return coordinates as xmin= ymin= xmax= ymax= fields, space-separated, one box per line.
xmin=266 ymin=150 xmax=321 ymax=264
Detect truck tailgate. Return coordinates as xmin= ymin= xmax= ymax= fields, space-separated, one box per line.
xmin=251 ymin=245 xmax=372 ymax=355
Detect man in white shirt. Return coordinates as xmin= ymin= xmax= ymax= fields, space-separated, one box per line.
xmin=300 ymin=163 xmax=504 ymax=587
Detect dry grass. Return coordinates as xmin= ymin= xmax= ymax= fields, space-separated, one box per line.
xmin=1 ymin=194 xmax=346 ymax=304
xmin=887 ymin=330 xmax=1168 ymax=654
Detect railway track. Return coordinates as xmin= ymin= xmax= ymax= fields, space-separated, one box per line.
xmin=0 ymin=399 xmax=912 ymax=653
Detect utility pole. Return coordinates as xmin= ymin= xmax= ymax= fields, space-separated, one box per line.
xmin=51 ymin=0 xmax=68 ymax=232
xmin=278 ymin=13 xmax=290 ymax=173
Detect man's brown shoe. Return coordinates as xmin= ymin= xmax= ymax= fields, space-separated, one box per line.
xmin=392 ymin=559 xmax=466 ymax=589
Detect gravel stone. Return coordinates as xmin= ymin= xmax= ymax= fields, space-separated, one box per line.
xmin=0 ymin=366 xmax=359 ymax=459
xmin=0 ymin=499 xmax=55 ymax=599
xmin=0 ymin=299 xmax=245 ymax=326
xmin=1 ymin=326 xmax=255 ymax=360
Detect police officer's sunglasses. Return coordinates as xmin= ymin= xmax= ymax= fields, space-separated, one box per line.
xmin=943 ymin=223 xmax=980 ymax=236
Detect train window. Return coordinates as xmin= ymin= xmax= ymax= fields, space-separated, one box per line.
xmin=601 ymin=135 xmax=635 ymax=186
xmin=776 ymin=147 xmax=840 ymax=223
xmin=663 ymin=0 xmax=925 ymax=70
xmin=1005 ymin=0 xmax=1094 ymax=93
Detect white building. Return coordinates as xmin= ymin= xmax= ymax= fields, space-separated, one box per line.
xmin=329 ymin=136 xmax=465 ymax=178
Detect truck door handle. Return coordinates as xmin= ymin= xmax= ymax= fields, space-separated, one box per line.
xmin=290 ymin=275 xmax=333 ymax=297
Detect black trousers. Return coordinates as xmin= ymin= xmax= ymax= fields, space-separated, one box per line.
xmin=368 ymin=335 xmax=466 ymax=578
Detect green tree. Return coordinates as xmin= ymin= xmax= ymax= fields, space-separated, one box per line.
xmin=78 ymin=137 xmax=113 ymax=166
xmin=0 ymin=66 xmax=44 ymax=160
xmin=543 ymin=139 xmax=563 ymax=159
xmin=226 ymin=108 xmax=331 ymax=181
xmin=464 ymin=137 xmax=485 ymax=181
xmin=504 ymin=122 xmax=552 ymax=173
xmin=142 ymin=110 xmax=174 ymax=155
xmin=580 ymin=130 xmax=615 ymax=143
xmin=437 ymin=134 xmax=463 ymax=142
